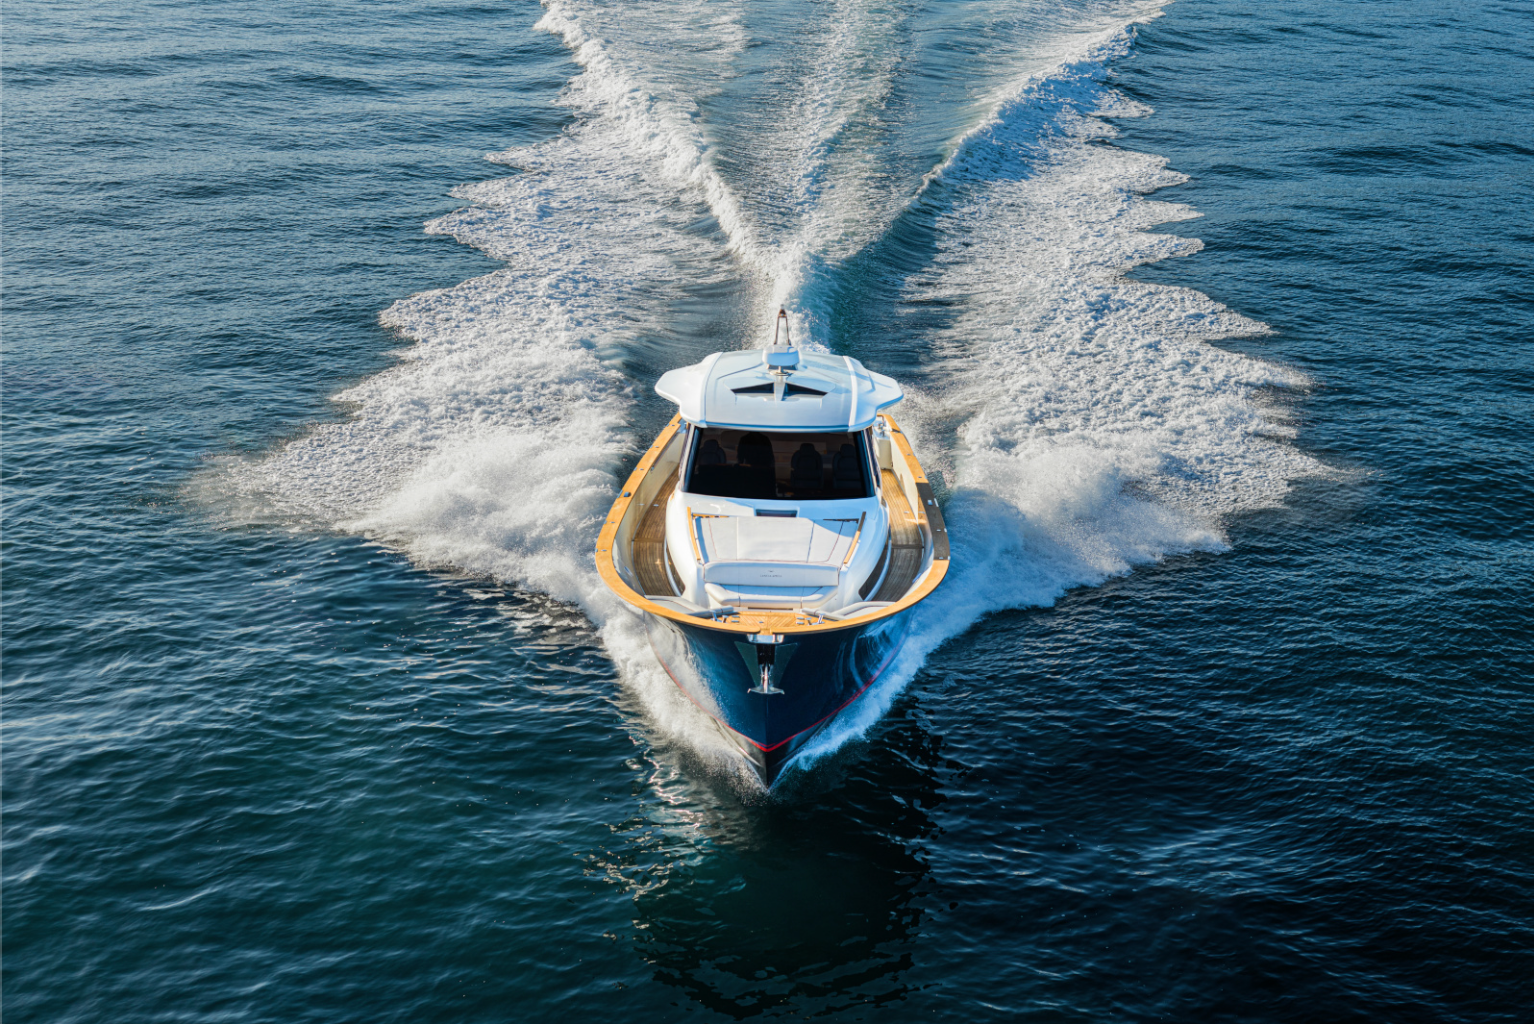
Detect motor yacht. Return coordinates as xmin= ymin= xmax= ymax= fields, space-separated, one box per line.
xmin=596 ymin=312 xmax=949 ymax=784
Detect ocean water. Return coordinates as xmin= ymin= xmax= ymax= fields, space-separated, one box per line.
xmin=4 ymin=0 xmax=1531 ymax=1019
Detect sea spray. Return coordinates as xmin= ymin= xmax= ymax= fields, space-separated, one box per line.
xmin=785 ymin=12 xmax=1324 ymax=774
xmin=226 ymin=0 xmax=1319 ymax=789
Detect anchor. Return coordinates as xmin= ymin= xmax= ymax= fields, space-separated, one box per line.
xmin=752 ymin=661 xmax=785 ymax=696
xmin=737 ymin=635 xmax=795 ymax=695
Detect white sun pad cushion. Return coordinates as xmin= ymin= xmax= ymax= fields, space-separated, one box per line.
xmin=695 ymin=515 xmax=857 ymax=586
xmin=702 ymin=560 xmax=841 ymax=586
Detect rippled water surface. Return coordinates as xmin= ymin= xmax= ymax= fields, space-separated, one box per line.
xmin=5 ymin=0 xmax=1532 ymax=1020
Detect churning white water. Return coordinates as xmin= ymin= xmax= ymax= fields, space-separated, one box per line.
xmin=226 ymin=0 xmax=1321 ymax=784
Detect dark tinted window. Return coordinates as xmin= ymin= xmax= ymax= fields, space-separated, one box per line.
xmin=685 ymin=429 xmax=871 ymax=500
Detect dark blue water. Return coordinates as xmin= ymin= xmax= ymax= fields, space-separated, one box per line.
xmin=5 ymin=1 xmax=1531 ymax=1020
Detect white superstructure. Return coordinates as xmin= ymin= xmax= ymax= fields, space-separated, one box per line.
xmin=654 ymin=327 xmax=902 ymax=431
xmin=652 ymin=313 xmax=907 ymax=618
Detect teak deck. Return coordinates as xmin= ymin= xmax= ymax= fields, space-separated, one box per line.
xmin=633 ymin=473 xmax=679 ymax=598
xmin=871 ymin=468 xmax=924 ymax=603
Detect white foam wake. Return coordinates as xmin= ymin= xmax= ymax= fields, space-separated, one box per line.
xmin=748 ymin=0 xmax=915 ymax=341
xmin=533 ymin=0 xmax=761 ymax=267
xmin=764 ymin=1 xmax=1178 ymax=349
xmin=214 ymin=0 xmax=777 ymax=778
xmin=221 ymin=0 xmax=1321 ymax=789
xmin=795 ymin=17 xmax=1323 ymax=769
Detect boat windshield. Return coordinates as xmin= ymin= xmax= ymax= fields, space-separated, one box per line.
xmin=685 ymin=428 xmax=873 ymax=500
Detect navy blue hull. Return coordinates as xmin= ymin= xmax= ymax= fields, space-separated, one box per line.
xmin=644 ymin=610 xmax=911 ymax=784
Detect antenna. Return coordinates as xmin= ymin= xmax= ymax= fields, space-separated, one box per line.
xmin=764 ymin=309 xmax=798 ymax=370
xmin=772 ymin=308 xmax=790 ymax=348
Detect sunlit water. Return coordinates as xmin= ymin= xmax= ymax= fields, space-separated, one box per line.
xmin=5 ymin=0 xmax=1531 ymax=1019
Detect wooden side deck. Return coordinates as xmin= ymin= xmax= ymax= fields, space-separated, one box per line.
xmin=872 ymin=468 xmax=925 ymax=603
xmin=633 ymin=470 xmax=679 ymax=597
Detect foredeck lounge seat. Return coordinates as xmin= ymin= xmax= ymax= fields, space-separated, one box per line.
xmin=703 ymin=583 xmax=835 ymax=609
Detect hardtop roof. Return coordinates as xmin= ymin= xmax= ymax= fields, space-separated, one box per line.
xmin=655 ymin=349 xmax=903 ymax=431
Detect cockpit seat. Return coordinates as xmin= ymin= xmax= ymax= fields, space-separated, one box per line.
xmin=832 ymin=444 xmax=861 ymax=489
xmin=736 ymin=432 xmax=774 ymax=469
xmin=733 ymin=432 xmax=777 ymax=499
xmin=790 ymin=443 xmax=823 ymax=489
